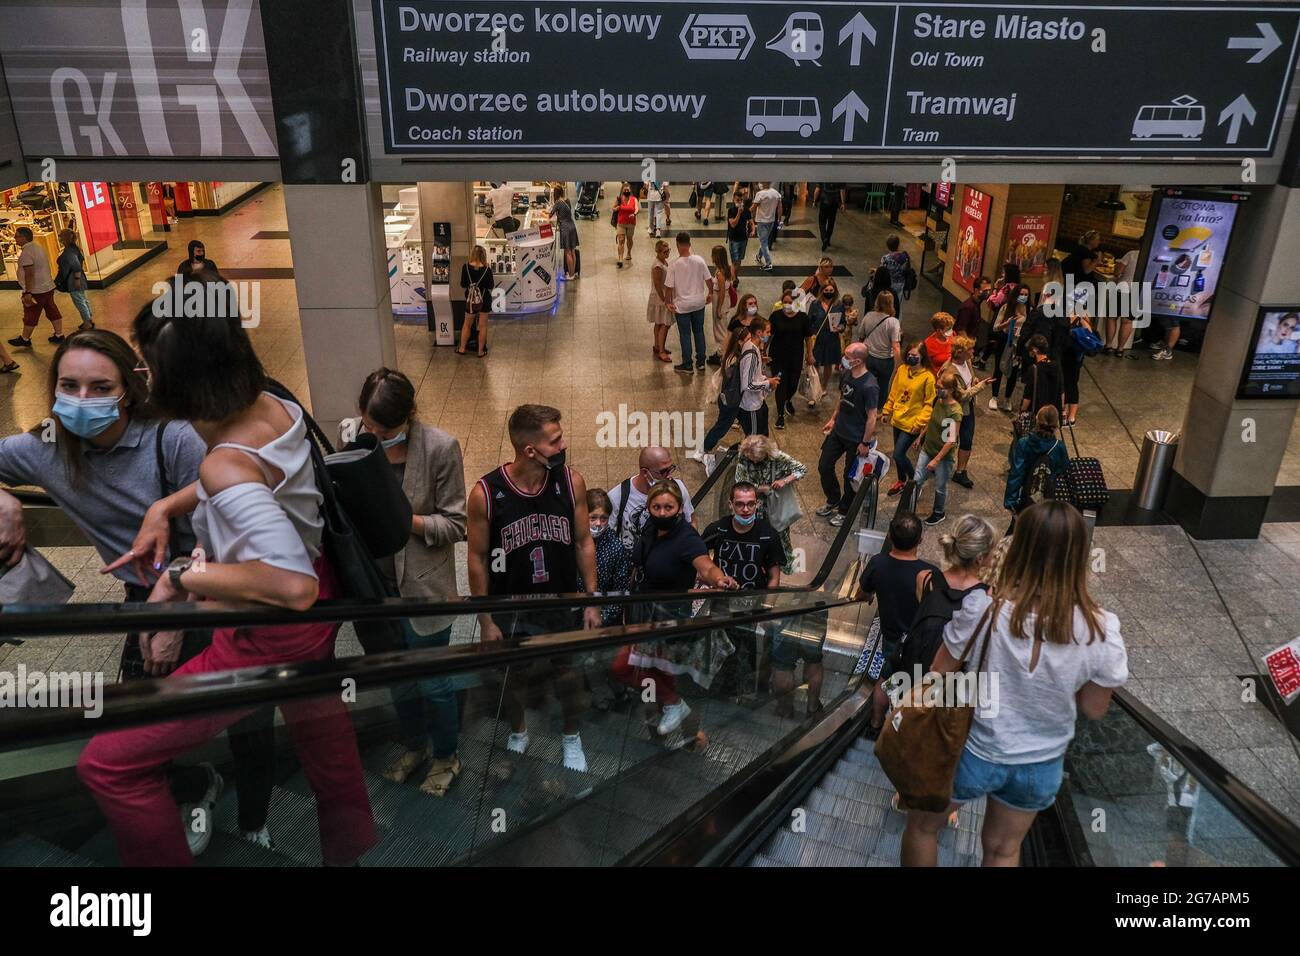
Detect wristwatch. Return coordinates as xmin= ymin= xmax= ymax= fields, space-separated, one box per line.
xmin=168 ymin=555 xmax=194 ymax=591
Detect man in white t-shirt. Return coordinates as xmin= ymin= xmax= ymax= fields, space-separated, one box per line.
xmin=1105 ymin=248 xmax=1140 ymax=356
xmin=752 ymin=183 xmax=783 ymax=271
xmin=487 ymin=182 xmax=516 ymax=234
xmin=9 ymin=226 xmax=65 ymax=349
xmin=607 ymin=446 xmax=696 ymax=551
xmin=663 ymin=231 xmax=714 ymax=372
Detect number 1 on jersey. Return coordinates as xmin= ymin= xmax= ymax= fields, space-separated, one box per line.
xmin=529 ymin=545 xmax=549 ymax=584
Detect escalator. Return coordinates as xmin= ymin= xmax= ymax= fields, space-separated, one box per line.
xmin=2 ymin=452 xmax=1298 ymax=868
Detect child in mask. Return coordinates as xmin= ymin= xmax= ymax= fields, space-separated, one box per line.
xmin=585 ymin=488 xmax=631 ymax=625
xmin=913 ymin=370 xmax=964 ymax=526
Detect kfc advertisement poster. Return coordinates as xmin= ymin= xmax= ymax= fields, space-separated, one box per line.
xmin=1004 ymin=214 xmax=1052 ymax=278
xmin=950 ymin=187 xmax=992 ymax=292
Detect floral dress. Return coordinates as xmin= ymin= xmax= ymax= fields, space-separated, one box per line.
xmin=734 ymin=451 xmax=808 ymax=573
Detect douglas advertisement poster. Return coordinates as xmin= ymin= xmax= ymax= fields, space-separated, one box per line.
xmin=951 ymin=187 xmax=991 ymax=292
xmin=1141 ymin=188 xmax=1246 ymax=321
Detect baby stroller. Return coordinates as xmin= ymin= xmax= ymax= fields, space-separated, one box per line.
xmin=575 ymin=181 xmax=600 ymax=220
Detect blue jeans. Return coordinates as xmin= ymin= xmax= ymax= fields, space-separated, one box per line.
xmin=390 ymin=621 xmax=459 ymax=759
xmin=951 ymin=747 xmax=1064 ymax=812
xmin=892 ymin=427 xmax=919 ymax=483
xmin=69 ymin=288 xmax=93 ymax=325
xmin=756 ymin=221 xmax=775 ymax=266
xmin=676 ymin=307 xmax=707 ymax=365
xmin=702 ymin=399 xmax=740 ymax=450
xmin=866 ymin=355 xmax=894 ymax=411
xmin=914 ymin=447 xmax=955 ymax=515
xmin=728 ymin=238 xmax=748 ymax=268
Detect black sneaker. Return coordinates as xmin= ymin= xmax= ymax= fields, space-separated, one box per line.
xmin=972 ymin=359 xmax=987 ymax=371
xmin=952 ymin=471 xmax=974 ymax=489
xmin=695 ymin=361 xmax=705 ymax=372
xmin=784 ymin=400 xmax=796 ymax=415
xmin=924 ymin=512 xmax=947 ymax=527
xmin=706 ymin=353 xmax=722 ymax=367
xmin=775 ymin=417 xmax=786 ymax=430
xmin=48 ymin=334 xmax=65 ymax=345
xmin=674 ymin=363 xmax=694 ymax=373
xmin=6 ymin=336 xmax=31 ymax=348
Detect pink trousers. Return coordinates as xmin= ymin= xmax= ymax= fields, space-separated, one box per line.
xmin=77 ymin=558 xmax=377 ymax=866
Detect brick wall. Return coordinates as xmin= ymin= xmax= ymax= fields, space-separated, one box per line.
xmin=1057 ymin=184 xmax=1142 ymax=257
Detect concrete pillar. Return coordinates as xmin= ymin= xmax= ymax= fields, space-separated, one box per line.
xmin=417 ymin=181 xmax=477 ymax=330
xmin=283 ymin=182 xmax=395 ymax=438
xmin=1167 ymin=185 xmax=1300 ymax=538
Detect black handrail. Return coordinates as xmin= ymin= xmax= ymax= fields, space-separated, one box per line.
xmin=0 ymin=463 xmax=878 ymax=641
xmin=1110 ymin=687 xmax=1300 ymax=867
xmin=0 ymin=594 xmax=858 ymax=748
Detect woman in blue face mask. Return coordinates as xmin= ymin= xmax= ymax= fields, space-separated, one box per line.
xmin=339 ymin=367 xmax=468 ymax=798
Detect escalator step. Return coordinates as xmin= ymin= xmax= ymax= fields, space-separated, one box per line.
xmin=194 ymin=830 xmax=301 ymax=867
xmin=0 ymin=834 xmax=99 ymax=867
xmin=766 ymin=829 xmax=868 ymax=867
xmin=807 ymin=787 xmax=884 ymax=829
xmin=832 ymin=757 xmax=895 ymax=789
xmin=820 ymin=771 xmax=895 ymax=808
xmin=747 ymin=852 xmax=786 ymax=867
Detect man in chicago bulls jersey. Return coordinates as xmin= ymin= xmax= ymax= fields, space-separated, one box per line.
xmin=467 ymin=404 xmax=601 ymax=773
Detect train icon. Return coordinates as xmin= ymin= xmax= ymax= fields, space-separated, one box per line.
xmin=1131 ymin=94 xmax=1205 ymax=141
xmin=765 ymin=12 xmax=824 ymax=65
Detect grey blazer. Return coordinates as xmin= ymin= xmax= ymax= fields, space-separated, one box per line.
xmin=340 ymin=418 xmax=467 ymax=634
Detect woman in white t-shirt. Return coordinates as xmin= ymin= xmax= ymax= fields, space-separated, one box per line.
xmin=901 ymin=500 xmax=1128 ymax=867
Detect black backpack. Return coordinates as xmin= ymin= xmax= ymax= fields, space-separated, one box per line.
xmin=1020 ymin=440 xmax=1061 ymax=509
xmin=893 ymin=576 xmax=988 ymax=677
xmin=719 ymin=350 xmax=747 ymax=408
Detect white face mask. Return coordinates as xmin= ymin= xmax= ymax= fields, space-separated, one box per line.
xmin=747 ymin=305 xmax=758 ymax=316
xmin=783 ymin=303 xmax=795 ymax=315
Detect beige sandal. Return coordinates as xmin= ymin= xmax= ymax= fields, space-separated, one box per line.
xmin=420 ymin=753 xmax=462 ymax=797
xmin=382 ymin=744 xmax=431 ymax=784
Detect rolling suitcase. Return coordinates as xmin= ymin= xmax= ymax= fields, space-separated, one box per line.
xmin=1063 ymin=425 xmax=1109 ymax=513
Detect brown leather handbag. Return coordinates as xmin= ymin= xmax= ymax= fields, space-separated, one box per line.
xmin=873 ymin=607 xmax=993 ymax=812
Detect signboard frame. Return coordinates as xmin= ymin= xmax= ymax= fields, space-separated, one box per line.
xmin=1237 ymin=305 xmax=1300 ymax=400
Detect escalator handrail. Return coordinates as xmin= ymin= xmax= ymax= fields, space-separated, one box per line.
xmin=1111 ymin=687 xmax=1300 ymax=867
xmin=0 ymin=464 xmax=877 ymax=641
xmin=0 ymin=594 xmax=859 ymax=749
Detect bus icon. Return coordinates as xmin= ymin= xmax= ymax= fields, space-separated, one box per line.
xmin=746 ymin=96 xmax=821 ymax=138
xmin=1131 ymin=94 xmax=1206 ymax=141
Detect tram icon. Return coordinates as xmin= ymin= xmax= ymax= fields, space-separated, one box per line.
xmin=766 ymin=12 xmax=824 ymax=65
xmin=1131 ymin=94 xmax=1206 ymax=141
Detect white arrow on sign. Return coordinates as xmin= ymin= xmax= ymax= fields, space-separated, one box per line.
xmin=837 ymin=12 xmax=877 ymax=66
xmin=1218 ymin=93 xmax=1257 ymax=144
xmin=832 ymin=91 xmax=870 ymax=141
xmin=1228 ymin=22 xmax=1282 ymax=63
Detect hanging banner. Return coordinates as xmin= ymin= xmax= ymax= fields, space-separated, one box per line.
xmin=1003 ymin=213 xmax=1053 ymax=277
xmin=950 ymin=186 xmax=991 ymax=292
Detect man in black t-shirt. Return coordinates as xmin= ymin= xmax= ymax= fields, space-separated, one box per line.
xmin=726 ymin=186 xmax=753 ymax=274
xmin=701 ymin=484 xmax=779 ymax=700
xmin=812 ymin=183 xmax=847 ymax=251
xmin=817 ymin=343 xmax=879 ymax=527
xmin=1020 ymin=334 xmax=1065 ymax=418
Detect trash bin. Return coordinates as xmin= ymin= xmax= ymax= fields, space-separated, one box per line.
xmin=1133 ymin=429 xmax=1180 ymax=511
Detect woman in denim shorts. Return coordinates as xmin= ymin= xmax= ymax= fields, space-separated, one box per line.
xmin=900 ymin=501 xmax=1129 ymax=866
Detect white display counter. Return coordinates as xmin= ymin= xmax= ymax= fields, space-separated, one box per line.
xmin=385 ymin=186 xmax=427 ymax=317
xmin=479 ymin=205 xmax=559 ymax=314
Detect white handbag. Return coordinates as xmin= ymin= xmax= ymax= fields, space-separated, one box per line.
xmin=766 ymin=482 xmax=802 ymax=532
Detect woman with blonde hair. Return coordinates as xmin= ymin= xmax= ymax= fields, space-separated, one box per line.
xmin=458 ymin=244 xmax=494 ymax=357
xmin=855 ymin=289 xmax=901 ymax=411
xmin=901 ymin=501 xmax=1128 ymax=867
xmin=646 ymin=239 xmax=674 ymax=362
xmin=734 ymin=433 xmax=807 ymax=573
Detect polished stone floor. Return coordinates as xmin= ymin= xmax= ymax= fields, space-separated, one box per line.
xmin=1 ymin=182 xmax=1297 ymax=825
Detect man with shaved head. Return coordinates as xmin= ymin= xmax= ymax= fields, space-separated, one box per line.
xmin=816 ymin=342 xmax=879 ymax=527
xmin=607 ymin=445 xmax=695 ymax=551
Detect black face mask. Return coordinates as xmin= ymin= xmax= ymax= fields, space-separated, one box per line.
xmin=904 ymin=353 xmax=921 ymax=367
xmin=534 ymin=446 xmax=566 ymax=470
xmin=649 ymin=512 xmax=681 ymax=532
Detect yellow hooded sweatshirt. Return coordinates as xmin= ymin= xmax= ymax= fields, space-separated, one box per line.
xmin=883 ymin=364 xmax=936 ymax=434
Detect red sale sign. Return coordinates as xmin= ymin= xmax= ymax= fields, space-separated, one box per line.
xmin=1264 ymin=639 xmax=1300 ymax=704
xmin=1004 ymin=214 xmax=1053 ymax=278
xmin=75 ymin=182 xmax=119 ymax=256
xmin=950 ymin=187 xmax=992 ymax=293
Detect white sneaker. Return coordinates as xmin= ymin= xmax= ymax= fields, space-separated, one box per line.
xmin=657 ymin=701 xmax=692 ymax=735
xmin=184 ymin=763 xmax=223 ymax=856
xmin=506 ymin=731 xmax=530 ymax=755
xmin=702 ymin=452 xmax=717 ymax=476
xmin=241 ymin=826 xmax=274 ymax=851
xmin=1153 ymin=349 xmax=1173 ymax=361
xmin=561 ymin=733 xmax=588 ymax=773
xmin=686 ymin=448 xmax=706 ymax=463
xmin=987 ymin=397 xmax=999 ymax=410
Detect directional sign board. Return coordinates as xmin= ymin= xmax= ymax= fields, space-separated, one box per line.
xmin=372 ymin=1 xmax=1300 ymax=157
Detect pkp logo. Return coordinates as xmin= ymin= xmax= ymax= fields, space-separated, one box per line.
xmin=680 ymin=13 xmax=755 ymax=60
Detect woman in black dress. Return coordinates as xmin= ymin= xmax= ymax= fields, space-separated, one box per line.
xmin=767 ymin=289 xmax=812 ymax=430
xmin=550 ymin=186 xmax=580 ymax=280
xmin=458 ymin=244 xmax=494 ymax=357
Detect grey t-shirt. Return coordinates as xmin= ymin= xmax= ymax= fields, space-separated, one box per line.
xmin=944 ymin=589 xmax=1128 ymax=764
xmin=0 ymin=418 xmax=206 ymax=587
xmin=855 ymin=310 xmax=902 ymax=359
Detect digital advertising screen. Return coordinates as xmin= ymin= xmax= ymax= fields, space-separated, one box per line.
xmin=1238 ymin=307 xmax=1300 ymax=400
xmin=1140 ymin=187 xmax=1247 ymax=322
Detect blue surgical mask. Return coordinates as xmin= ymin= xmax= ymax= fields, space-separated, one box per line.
xmin=590 ymin=524 xmax=605 ymax=538
xmin=1017 ymin=294 xmax=1029 ymax=304
xmin=841 ymin=356 xmax=854 ymax=370
xmin=380 ymin=430 xmax=407 ymax=449
xmin=733 ymin=511 xmax=757 ymax=528
xmin=53 ymin=393 xmax=122 ymax=439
